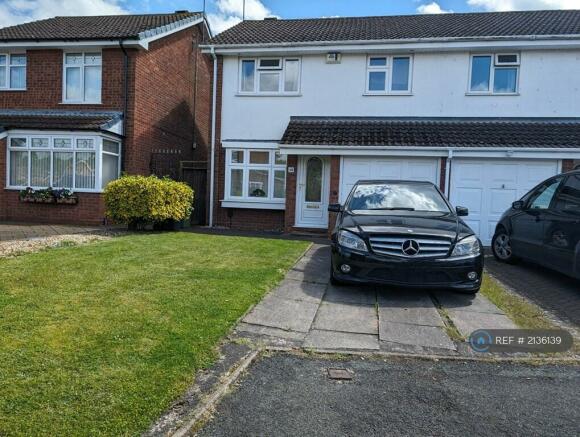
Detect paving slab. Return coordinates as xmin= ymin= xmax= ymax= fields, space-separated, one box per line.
xmin=379 ymin=321 xmax=456 ymax=350
xmin=324 ymin=284 xmax=376 ymax=305
xmin=434 ymin=292 xmax=504 ymax=314
xmin=378 ymin=290 xmax=444 ymax=327
xmin=269 ymin=279 xmax=327 ymax=304
xmin=313 ymin=301 xmax=378 ymax=334
xmin=448 ymin=310 xmax=518 ymax=337
xmin=236 ymin=322 xmax=306 ymax=341
xmin=243 ymin=295 xmax=319 ymax=333
xmin=303 ymin=329 xmax=380 ymax=351
xmin=285 ymin=268 xmax=329 ymax=285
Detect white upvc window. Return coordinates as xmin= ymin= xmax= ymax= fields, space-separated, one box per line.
xmin=239 ymin=58 xmax=301 ymax=95
xmin=0 ymin=53 xmax=26 ymax=90
xmin=6 ymin=133 xmax=121 ymax=192
xmin=365 ymin=55 xmax=413 ymax=94
xmin=63 ymin=52 xmax=102 ymax=103
xmin=468 ymin=53 xmax=520 ymax=95
xmin=225 ymin=149 xmax=287 ymax=202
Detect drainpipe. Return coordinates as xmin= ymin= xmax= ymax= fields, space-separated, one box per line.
xmin=209 ymin=46 xmax=218 ymax=227
xmin=119 ymin=40 xmax=129 ymax=172
xmin=445 ymin=149 xmax=454 ymax=198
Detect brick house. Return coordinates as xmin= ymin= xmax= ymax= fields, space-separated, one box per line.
xmin=202 ymin=10 xmax=580 ymax=245
xmin=0 ymin=12 xmax=212 ymax=225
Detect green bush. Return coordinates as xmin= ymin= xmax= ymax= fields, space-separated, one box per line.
xmin=104 ymin=175 xmax=194 ymax=228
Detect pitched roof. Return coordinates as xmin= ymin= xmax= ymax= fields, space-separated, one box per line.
xmin=0 ymin=12 xmax=203 ymax=42
xmin=280 ymin=117 xmax=580 ymax=149
xmin=211 ymin=10 xmax=580 ymax=46
xmin=0 ymin=110 xmax=123 ymax=133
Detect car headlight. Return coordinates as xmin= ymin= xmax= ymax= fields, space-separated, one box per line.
xmin=450 ymin=235 xmax=480 ymax=259
xmin=338 ymin=230 xmax=368 ymax=253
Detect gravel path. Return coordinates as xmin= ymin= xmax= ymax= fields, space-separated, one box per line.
xmin=0 ymin=232 xmax=117 ymax=258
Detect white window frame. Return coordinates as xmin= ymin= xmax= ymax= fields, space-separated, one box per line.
xmin=224 ymin=149 xmax=287 ymax=204
xmin=467 ymin=53 xmax=520 ymax=95
xmin=62 ymin=51 xmax=102 ymax=104
xmin=238 ymin=57 xmax=301 ymax=95
xmin=365 ymin=55 xmax=413 ymax=95
xmin=0 ymin=53 xmax=27 ymax=90
xmin=6 ymin=131 xmax=121 ymax=193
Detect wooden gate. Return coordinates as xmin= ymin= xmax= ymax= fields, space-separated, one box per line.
xmin=180 ymin=161 xmax=207 ymax=225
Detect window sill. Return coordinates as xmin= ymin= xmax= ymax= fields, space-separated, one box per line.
xmin=363 ymin=92 xmax=413 ymax=96
xmin=465 ymin=92 xmax=520 ymax=96
xmin=0 ymin=88 xmax=26 ymax=92
xmin=235 ymin=93 xmax=302 ymax=98
xmin=221 ymin=200 xmax=285 ymax=210
xmin=60 ymin=101 xmax=102 ymax=105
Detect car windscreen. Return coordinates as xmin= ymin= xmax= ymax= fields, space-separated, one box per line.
xmin=348 ymin=183 xmax=451 ymax=213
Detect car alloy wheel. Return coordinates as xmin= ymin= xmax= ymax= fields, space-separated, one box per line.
xmin=492 ymin=233 xmax=514 ymax=262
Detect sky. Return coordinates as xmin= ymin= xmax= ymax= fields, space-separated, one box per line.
xmin=0 ymin=0 xmax=578 ymax=34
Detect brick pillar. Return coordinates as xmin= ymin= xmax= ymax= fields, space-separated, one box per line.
xmin=328 ymin=155 xmax=341 ymax=235
xmin=562 ymin=159 xmax=575 ymax=173
xmin=284 ymin=155 xmax=298 ymax=232
xmin=439 ymin=157 xmax=447 ymax=193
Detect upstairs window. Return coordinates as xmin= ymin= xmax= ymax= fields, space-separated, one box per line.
xmin=469 ymin=53 xmax=519 ymax=94
xmin=239 ymin=58 xmax=301 ymax=95
xmin=63 ymin=52 xmax=102 ymax=103
xmin=366 ymin=55 xmax=412 ymax=94
xmin=0 ymin=54 xmax=26 ymax=90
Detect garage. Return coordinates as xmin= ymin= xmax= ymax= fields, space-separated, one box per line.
xmin=449 ymin=158 xmax=560 ymax=245
xmin=340 ymin=157 xmax=440 ymax=202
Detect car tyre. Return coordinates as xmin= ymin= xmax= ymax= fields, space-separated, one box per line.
xmin=330 ymin=265 xmax=343 ymax=286
xmin=492 ymin=230 xmax=519 ymax=264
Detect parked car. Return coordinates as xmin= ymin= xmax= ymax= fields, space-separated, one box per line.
xmin=328 ymin=180 xmax=484 ymax=293
xmin=492 ymin=170 xmax=580 ymax=280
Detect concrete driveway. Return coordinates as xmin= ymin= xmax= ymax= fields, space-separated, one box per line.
xmin=235 ymin=245 xmax=516 ymax=355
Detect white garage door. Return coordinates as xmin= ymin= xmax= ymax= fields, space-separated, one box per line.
xmin=450 ymin=159 xmax=559 ymax=245
xmin=340 ymin=157 xmax=440 ymax=202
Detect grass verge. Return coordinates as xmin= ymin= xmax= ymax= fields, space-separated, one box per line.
xmin=0 ymin=232 xmax=309 ymax=436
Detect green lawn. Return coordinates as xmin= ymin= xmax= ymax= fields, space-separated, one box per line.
xmin=0 ymin=233 xmax=309 ymax=436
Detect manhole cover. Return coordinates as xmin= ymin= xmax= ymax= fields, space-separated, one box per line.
xmin=327 ymin=368 xmax=353 ymax=380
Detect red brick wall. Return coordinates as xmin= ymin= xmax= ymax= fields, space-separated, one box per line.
xmin=0 ymin=49 xmax=125 ymax=111
xmin=0 ymin=24 xmax=211 ymax=225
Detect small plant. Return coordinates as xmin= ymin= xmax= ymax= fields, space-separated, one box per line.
xmin=19 ymin=187 xmax=78 ymax=205
xmin=104 ymin=175 xmax=194 ymax=230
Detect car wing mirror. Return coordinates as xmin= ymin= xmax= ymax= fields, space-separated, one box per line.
xmin=455 ymin=206 xmax=469 ymax=217
xmin=328 ymin=203 xmax=342 ymax=213
xmin=512 ymin=200 xmax=525 ymax=210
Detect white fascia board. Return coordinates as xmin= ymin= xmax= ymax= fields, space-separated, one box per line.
xmin=0 ymin=131 xmax=7 ymax=140
xmin=5 ymin=129 xmax=122 ymax=140
xmin=278 ymin=145 xmax=580 ymax=159
xmin=203 ymin=37 xmax=580 ymax=55
xmin=137 ymin=17 xmax=205 ymax=50
xmin=222 ymin=140 xmax=280 ymax=149
xmin=0 ymin=40 xmax=141 ymax=49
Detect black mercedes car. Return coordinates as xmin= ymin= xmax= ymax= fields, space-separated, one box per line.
xmin=329 ymin=180 xmax=484 ymax=293
xmin=491 ymin=170 xmax=580 ymax=279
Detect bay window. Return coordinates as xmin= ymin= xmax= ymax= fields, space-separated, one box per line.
xmin=226 ymin=149 xmax=286 ymax=204
xmin=6 ymin=134 xmax=120 ymax=191
xmin=469 ymin=53 xmax=519 ymax=94
xmin=366 ymin=55 xmax=412 ymax=94
xmin=0 ymin=53 xmax=26 ymax=90
xmin=239 ymin=58 xmax=301 ymax=95
xmin=63 ymin=52 xmax=102 ymax=103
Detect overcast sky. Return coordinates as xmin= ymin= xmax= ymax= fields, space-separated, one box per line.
xmin=0 ymin=0 xmax=578 ymax=35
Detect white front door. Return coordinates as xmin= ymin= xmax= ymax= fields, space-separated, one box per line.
xmin=295 ymin=156 xmax=330 ymax=228
xmin=450 ymin=158 xmax=560 ymax=245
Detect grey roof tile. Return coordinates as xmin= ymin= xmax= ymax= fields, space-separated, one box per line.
xmin=280 ymin=117 xmax=580 ymax=148
xmin=211 ymin=10 xmax=580 ymax=45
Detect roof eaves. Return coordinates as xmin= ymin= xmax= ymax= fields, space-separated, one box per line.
xmin=137 ymin=13 xmax=204 ymax=42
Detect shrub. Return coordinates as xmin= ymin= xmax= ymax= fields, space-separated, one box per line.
xmin=104 ymin=175 xmax=194 ymax=228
